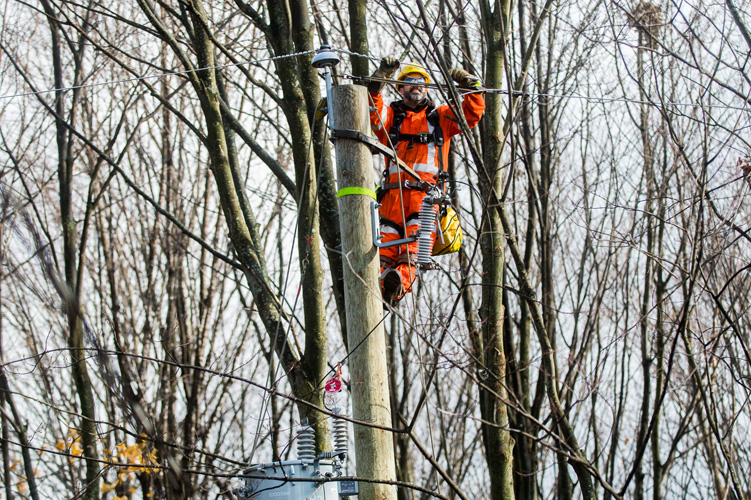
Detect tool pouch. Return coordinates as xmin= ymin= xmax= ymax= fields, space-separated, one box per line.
xmin=432 ymin=207 xmax=463 ymax=256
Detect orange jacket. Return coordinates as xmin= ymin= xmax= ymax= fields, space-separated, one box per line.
xmin=369 ymin=91 xmax=485 ymax=185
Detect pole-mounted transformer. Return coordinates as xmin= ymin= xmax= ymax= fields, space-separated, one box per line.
xmin=236 ymin=410 xmax=358 ymax=499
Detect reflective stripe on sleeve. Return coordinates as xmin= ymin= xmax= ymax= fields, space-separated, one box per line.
xmin=373 ymin=105 xmax=392 ymax=128
xmin=380 ymin=225 xmax=402 ymax=236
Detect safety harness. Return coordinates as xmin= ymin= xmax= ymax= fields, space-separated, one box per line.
xmin=378 ymin=100 xmax=447 ymax=237
xmin=388 ymin=101 xmax=445 ymax=152
xmin=378 ymin=100 xmax=446 ymax=200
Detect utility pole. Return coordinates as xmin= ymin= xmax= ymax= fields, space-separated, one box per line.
xmin=331 ymin=84 xmax=397 ymax=500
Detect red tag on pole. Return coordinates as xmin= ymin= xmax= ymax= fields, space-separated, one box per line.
xmin=324 ymin=378 xmax=342 ymax=393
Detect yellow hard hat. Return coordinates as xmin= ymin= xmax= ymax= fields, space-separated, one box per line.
xmin=397 ymin=64 xmax=431 ymax=84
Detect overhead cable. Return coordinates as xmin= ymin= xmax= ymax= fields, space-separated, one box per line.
xmin=1 ymin=47 xmax=749 ymax=112
xmin=0 ymin=49 xmax=317 ymax=101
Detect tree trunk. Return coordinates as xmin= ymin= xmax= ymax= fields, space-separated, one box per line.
xmin=347 ymin=0 xmax=369 ymax=77
xmin=0 ymin=221 xmax=14 ymax=500
xmin=39 ymin=2 xmax=100 ymax=498
xmin=267 ymin=0 xmax=331 ymax=449
xmin=477 ymin=1 xmax=516 ymax=498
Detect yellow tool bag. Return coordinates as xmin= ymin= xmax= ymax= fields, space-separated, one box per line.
xmin=432 ymin=207 xmax=463 ymax=255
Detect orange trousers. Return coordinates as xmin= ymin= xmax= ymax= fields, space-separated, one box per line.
xmin=378 ymin=187 xmax=437 ymax=294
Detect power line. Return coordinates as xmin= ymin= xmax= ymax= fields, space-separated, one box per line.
xmin=0 ymin=49 xmax=317 ymax=101
xmin=341 ymin=73 xmax=751 ymax=112
xmin=2 ymin=46 xmax=750 ymax=112
xmin=333 ymin=48 xmax=751 ymax=111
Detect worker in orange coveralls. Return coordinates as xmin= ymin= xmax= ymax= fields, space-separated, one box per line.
xmin=368 ymin=58 xmax=485 ymax=304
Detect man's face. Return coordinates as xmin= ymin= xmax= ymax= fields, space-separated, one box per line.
xmin=399 ymin=73 xmax=428 ymax=108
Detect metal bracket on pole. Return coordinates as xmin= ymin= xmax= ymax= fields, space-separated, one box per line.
xmin=331 ymin=128 xmax=422 ymax=181
xmin=371 ymin=201 xmax=417 ymax=249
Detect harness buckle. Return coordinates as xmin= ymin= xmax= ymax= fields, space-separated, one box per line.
xmin=404 ymin=134 xmax=431 ymax=149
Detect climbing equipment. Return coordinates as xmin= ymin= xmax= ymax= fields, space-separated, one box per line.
xmin=330 ymin=128 xmax=421 ymax=180
xmin=381 ymin=268 xmax=405 ymax=305
xmin=380 ymin=179 xmax=434 ymax=195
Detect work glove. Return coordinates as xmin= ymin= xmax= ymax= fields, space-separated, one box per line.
xmin=368 ymin=57 xmax=401 ymax=93
xmin=315 ymin=97 xmax=328 ymax=122
xmin=449 ymin=67 xmax=481 ymax=89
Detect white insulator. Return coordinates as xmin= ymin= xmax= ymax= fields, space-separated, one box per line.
xmin=333 ymin=411 xmax=348 ymax=455
xmin=297 ymin=425 xmax=316 ymax=461
xmin=416 ymin=199 xmax=438 ymax=266
xmin=334 ymin=419 xmax=348 ymax=454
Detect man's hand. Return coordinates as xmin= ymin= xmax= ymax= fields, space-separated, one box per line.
xmin=368 ymin=57 xmax=401 ymax=93
xmin=449 ymin=68 xmax=481 ymax=89
xmin=378 ymin=57 xmax=400 ymax=75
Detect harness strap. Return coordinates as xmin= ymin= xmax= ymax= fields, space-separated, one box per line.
xmin=405 ymin=212 xmax=421 ymax=223
xmin=380 ymin=256 xmax=397 ymax=268
xmin=379 ymin=213 xmax=422 ymax=238
xmin=427 ymin=109 xmax=446 ymax=175
xmin=381 ymin=180 xmax=434 ymax=192
xmin=379 ymin=217 xmax=405 ymax=237
xmin=427 ymin=109 xmax=444 ymax=148
xmin=388 ymin=106 xmax=407 ymax=146
xmin=386 ymin=103 xmax=446 ymax=174
xmin=396 ymin=133 xmax=432 ymax=149
xmin=387 ymin=103 xmax=444 ymax=150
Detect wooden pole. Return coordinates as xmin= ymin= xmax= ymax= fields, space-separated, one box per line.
xmin=331 ymin=84 xmax=397 ymax=500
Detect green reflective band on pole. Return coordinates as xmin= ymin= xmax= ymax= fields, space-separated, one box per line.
xmin=336 ymin=186 xmax=377 ymax=200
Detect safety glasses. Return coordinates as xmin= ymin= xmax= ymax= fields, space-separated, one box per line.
xmin=402 ymin=77 xmax=426 ymax=84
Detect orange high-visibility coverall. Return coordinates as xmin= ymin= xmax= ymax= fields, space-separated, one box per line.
xmin=369 ymin=91 xmax=485 ymax=293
